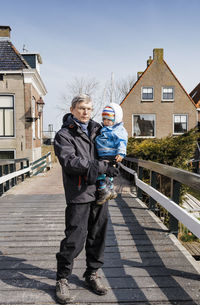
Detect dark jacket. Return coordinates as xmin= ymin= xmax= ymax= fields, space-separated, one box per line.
xmin=54 ymin=114 xmax=108 ymax=204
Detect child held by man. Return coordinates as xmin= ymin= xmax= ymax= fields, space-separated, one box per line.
xmin=95 ymin=103 xmax=128 ymax=204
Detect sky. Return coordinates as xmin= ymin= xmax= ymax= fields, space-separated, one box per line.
xmin=1 ymin=0 xmax=200 ymax=131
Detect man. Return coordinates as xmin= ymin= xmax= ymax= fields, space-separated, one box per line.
xmin=54 ymin=94 xmax=118 ymax=304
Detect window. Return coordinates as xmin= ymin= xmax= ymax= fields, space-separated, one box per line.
xmin=0 ymin=150 xmax=15 ymax=159
xmin=173 ymin=115 xmax=188 ymax=134
xmin=141 ymin=87 xmax=154 ymax=101
xmin=0 ymin=95 xmax=14 ymax=137
xmin=37 ymin=116 xmax=40 ymax=139
xmin=32 ymin=97 xmax=36 ymax=139
xmin=162 ymin=87 xmax=174 ymax=101
xmin=133 ymin=114 xmax=156 ymax=137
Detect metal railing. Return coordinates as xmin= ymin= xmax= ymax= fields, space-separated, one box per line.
xmin=0 ymin=158 xmax=30 ymax=196
xmin=0 ymin=152 xmax=52 ymax=196
xmin=120 ymin=157 xmax=200 ymax=239
xmin=31 ymin=151 xmax=52 ymax=176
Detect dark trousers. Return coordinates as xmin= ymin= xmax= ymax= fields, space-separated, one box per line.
xmin=56 ymin=201 xmax=108 ymax=280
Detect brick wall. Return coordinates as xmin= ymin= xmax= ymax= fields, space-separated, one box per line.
xmin=121 ymin=50 xmax=197 ymax=138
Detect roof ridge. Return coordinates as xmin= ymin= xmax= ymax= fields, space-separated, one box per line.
xmin=120 ymin=60 xmax=154 ymax=105
xmin=120 ymin=58 xmax=197 ymax=109
xmin=163 ymin=60 xmax=197 ymax=108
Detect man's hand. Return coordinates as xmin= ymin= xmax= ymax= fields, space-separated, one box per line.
xmin=115 ymin=155 xmax=123 ymax=162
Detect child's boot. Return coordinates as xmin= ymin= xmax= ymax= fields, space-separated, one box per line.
xmin=110 ymin=188 xmax=117 ymax=199
xmin=96 ymin=187 xmax=111 ymax=205
xmin=107 ymin=177 xmax=117 ymax=199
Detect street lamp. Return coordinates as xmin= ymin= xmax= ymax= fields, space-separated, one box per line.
xmin=37 ymin=97 xmax=45 ymax=115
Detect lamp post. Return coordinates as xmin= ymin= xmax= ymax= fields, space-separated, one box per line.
xmin=37 ymin=97 xmax=44 ymax=115
xmin=37 ymin=97 xmax=45 ymax=143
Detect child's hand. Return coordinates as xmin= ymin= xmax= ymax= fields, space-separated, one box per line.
xmin=115 ymin=155 xmax=123 ymax=162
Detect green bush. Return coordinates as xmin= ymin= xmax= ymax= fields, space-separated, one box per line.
xmin=127 ymin=128 xmax=200 ymax=170
xmin=127 ymin=128 xmax=200 ymax=235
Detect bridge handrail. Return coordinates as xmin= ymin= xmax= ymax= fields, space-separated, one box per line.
xmin=125 ymin=157 xmax=200 ymax=191
xmin=0 ymin=158 xmax=29 ymax=166
xmin=120 ymin=157 xmax=200 ymax=239
xmin=0 ymin=166 xmax=30 ymax=184
xmin=30 ymin=151 xmax=52 ymax=176
xmin=0 ymin=152 xmax=52 ymax=196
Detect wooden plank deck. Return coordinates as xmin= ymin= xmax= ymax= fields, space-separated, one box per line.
xmin=0 ymin=164 xmax=200 ymax=304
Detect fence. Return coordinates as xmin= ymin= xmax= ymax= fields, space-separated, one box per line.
xmin=121 ymin=157 xmax=200 ymax=239
xmin=0 ymin=152 xmax=52 ymax=196
xmin=31 ymin=151 xmax=52 ymax=176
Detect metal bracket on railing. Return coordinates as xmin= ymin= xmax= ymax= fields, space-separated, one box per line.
xmin=166 ymin=231 xmax=179 ymax=237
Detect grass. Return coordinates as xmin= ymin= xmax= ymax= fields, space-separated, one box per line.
xmin=42 ymin=145 xmax=57 ymax=163
xmin=179 ymin=232 xmax=199 ymax=242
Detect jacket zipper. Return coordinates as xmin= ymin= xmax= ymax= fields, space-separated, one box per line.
xmin=78 ymin=176 xmax=81 ymax=187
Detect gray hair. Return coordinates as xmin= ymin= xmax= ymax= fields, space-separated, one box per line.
xmin=71 ymin=94 xmax=92 ymax=109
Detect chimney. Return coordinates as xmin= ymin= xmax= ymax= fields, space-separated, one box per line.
xmin=0 ymin=26 xmax=11 ymax=39
xmin=153 ymin=48 xmax=164 ymax=63
xmin=147 ymin=56 xmax=153 ymax=67
xmin=137 ymin=71 xmax=143 ymax=80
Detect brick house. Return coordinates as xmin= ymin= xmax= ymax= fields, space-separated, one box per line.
xmin=121 ymin=49 xmax=197 ymax=138
xmin=0 ymin=26 xmax=47 ymax=161
xmin=190 ymin=83 xmax=200 ymax=129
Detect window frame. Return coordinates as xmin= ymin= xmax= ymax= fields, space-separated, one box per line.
xmin=0 ymin=94 xmax=15 ymax=138
xmin=0 ymin=149 xmax=16 ymax=159
xmin=173 ymin=114 xmax=188 ymax=135
xmin=37 ymin=116 xmax=41 ymax=139
xmin=162 ymin=87 xmax=174 ymax=102
xmin=141 ymin=86 xmax=154 ymax=101
xmin=32 ymin=97 xmax=36 ymax=140
xmin=132 ymin=113 xmax=156 ymax=138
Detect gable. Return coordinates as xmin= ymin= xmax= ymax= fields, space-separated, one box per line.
xmin=120 ymin=54 xmax=197 ymax=139
xmin=121 ymin=59 xmax=196 ymax=109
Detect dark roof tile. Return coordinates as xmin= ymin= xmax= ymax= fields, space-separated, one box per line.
xmin=190 ymin=83 xmax=200 ymax=105
xmin=0 ymin=40 xmax=29 ymax=70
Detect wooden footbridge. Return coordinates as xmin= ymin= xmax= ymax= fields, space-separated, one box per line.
xmin=0 ymin=162 xmax=200 ymax=304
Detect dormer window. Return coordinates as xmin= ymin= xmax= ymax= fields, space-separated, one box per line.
xmin=162 ymin=87 xmax=174 ymax=101
xmin=141 ymin=87 xmax=154 ymax=101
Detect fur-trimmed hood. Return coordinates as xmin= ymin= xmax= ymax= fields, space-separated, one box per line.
xmin=103 ymin=103 xmax=123 ymax=125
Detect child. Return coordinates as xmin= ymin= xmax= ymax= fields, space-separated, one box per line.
xmin=95 ymin=103 xmax=128 ymax=205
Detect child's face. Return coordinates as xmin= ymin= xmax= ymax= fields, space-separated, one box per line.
xmin=103 ymin=118 xmax=114 ymax=126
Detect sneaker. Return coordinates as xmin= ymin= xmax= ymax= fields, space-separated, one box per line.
xmin=96 ymin=188 xmax=111 ymax=205
xmin=83 ymin=271 xmax=108 ymax=295
xmin=56 ymin=278 xmax=70 ymax=304
xmin=109 ymin=189 xmax=117 ymax=199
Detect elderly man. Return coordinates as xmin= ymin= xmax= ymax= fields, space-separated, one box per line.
xmin=54 ymin=94 xmax=118 ymax=303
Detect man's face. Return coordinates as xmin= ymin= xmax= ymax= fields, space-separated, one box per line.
xmin=70 ymin=101 xmax=93 ymax=123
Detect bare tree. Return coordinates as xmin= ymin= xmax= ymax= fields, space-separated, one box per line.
xmin=59 ymin=77 xmax=106 ymax=120
xmin=104 ymin=74 xmax=135 ymax=105
xmin=66 ymin=77 xmax=99 ymax=97
xmin=116 ymin=75 xmax=135 ymax=101
xmin=59 ymin=74 xmax=136 ymax=122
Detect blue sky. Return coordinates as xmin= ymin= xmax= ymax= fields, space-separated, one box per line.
xmin=1 ymin=0 xmax=200 ymax=131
